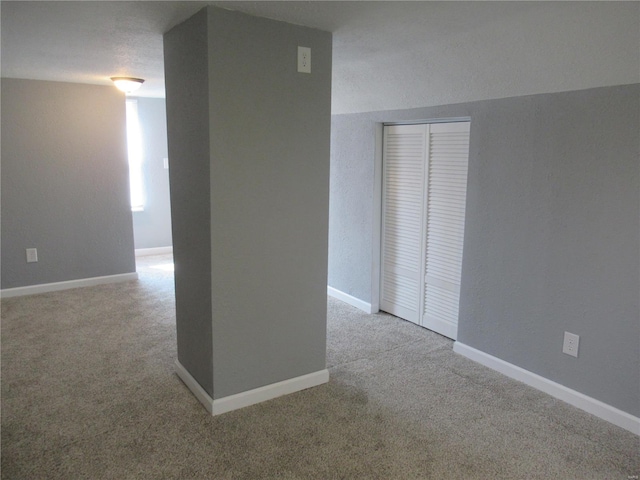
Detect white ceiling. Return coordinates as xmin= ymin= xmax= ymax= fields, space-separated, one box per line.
xmin=2 ymin=1 xmax=638 ymax=114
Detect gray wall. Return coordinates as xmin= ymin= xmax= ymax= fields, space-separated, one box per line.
xmin=328 ymin=84 xmax=639 ymax=417
xmin=207 ymin=8 xmax=332 ymax=399
xmin=1 ymin=78 xmax=136 ymax=290
xmin=164 ymin=6 xmax=332 ymax=399
xmin=132 ymin=97 xmax=172 ymax=250
xmin=164 ymin=9 xmax=213 ymax=395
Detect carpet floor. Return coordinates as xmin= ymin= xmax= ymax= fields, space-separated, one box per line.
xmin=2 ymin=254 xmax=638 ymax=479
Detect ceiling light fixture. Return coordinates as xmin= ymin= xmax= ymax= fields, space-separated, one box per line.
xmin=111 ymin=77 xmax=144 ymax=94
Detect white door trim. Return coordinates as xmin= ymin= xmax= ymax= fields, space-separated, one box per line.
xmin=370 ymin=123 xmax=384 ymax=314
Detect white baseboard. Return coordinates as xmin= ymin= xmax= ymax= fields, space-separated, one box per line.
xmin=174 ymin=360 xmax=214 ymax=414
xmin=211 ymin=369 xmax=330 ymax=415
xmin=135 ymin=246 xmax=173 ymax=257
xmin=327 ymin=286 xmax=374 ymax=314
xmin=175 ymin=360 xmax=329 ymax=416
xmin=0 ymin=272 xmax=139 ymax=299
xmin=453 ymin=342 xmax=640 ymax=435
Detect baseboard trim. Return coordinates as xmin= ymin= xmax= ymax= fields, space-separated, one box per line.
xmin=211 ymin=369 xmax=330 ymax=416
xmin=327 ymin=286 xmax=374 ymax=314
xmin=174 ymin=360 xmax=214 ymax=414
xmin=0 ymin=272 xmax=139 ymax=298
xmin=175 ymin=360 xmax=329 ymax=416
xmin=453 ymin=342 xmax=640 ymax=435
xmin=135 ymin=246 xmax=173 ymax=257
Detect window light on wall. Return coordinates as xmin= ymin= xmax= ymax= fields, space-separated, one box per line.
xmin=125 ymin=99 xmax=145 ymax=212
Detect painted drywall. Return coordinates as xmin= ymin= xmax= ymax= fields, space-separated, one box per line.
xmin=333 ymin=1 xmax=640 ymax=114
xmin=164 ymin=6 xmax=332 ymax=400
xmin=328 ymin=84 xmax=639 ymax=417
xmin=206 ymin=7 xmax=332 ymax=399
xmin=131 ymin=97 xmax=172 ymax=250
xmin=164 ymin=9 xmax=213 ymax=395
xmin=1 ymin=79 xmax=136 ymax=289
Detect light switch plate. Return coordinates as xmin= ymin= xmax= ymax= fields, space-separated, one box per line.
xmin=26 ymin=248 xmax=38 ymax=263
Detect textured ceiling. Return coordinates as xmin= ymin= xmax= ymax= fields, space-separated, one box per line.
xmin=2 ymin=1 xmax=638 ymax=114
xmin=1 ymin=1 xmax=205 ymax=98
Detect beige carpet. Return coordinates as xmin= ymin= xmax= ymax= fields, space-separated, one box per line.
xmin=2 ymin=254 xmax=638 ymax=479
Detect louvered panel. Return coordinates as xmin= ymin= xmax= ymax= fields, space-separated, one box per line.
xmin=428 ymin=212 xmax=465 ymax=225
xmin=426 ymin=228 xmax=464 ymax=247
xmin=429 ymin=197 xmax=466 ymax=213
xmin=429 ymin=199 xmax=466 ymax=220
xmin=426 ymin=189 xmax=467 ymax=201
xmin=383 ymin=235 xmax=421 ymax=253
xmin=423 ymin=237 xmax=463 ymax=255
xmin=429 ymin=167 xmax=467 ymax=177
xmin=385 ymin=255 xmax=420 ymax=272
xmin=422 ymin=123 xmax=470 ymax=339
xmin=385 ymin=186 xmax=422 ymax=197
xmin=430 ymin=149 xmax=468 ymax=155
xmin=383 ymin=272 xmax=419 ymax=310
xmin=427 ymin=220 xmax=465 ymax=235
xmin=381 ymin=126 xmax=426 ymax=324
xmin=428 ymin=182 xmax=467 ymax=193
xmin=386 ymin=204 xmax=424 ymax=217
xmin=428 ymin=212 xmax=466 ymax=228
xmin=386 ymin=226 xmax=423 ymax=241
xmin=426 ymin=229 xmax=465 ymax=247
xmin=426 ymin=284 xmax=459 ymax=316
xmin=423 ymin=246 xmax=463 ymax=269
xmin=386 ymin=193 xmax=424 ymax=202
xmin=430 ymin=147 xmax=469 ymax=154
xmin=427 ymin=235 xmax=464 ymax=251
xmin=384 ymin=244 xmax=420 ymax=261
xmin=424 ymin=283 xmax=460 ymax=325
xmin=425 ymin=261 xmax=461 ymax=285
xmin=385 ymin=203 xmax=422 ymax=215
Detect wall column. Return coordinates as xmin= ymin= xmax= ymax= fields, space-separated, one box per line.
xmin=164 ymin=6 xmax=332 ymax=414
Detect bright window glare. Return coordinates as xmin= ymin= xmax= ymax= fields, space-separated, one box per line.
xmin=151 ymin=263 xmax=175 ymax=272
xmin=126 ymin=99 xmax=144 ymax=211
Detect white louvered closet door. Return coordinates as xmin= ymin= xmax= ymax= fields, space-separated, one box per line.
xmin=380 ymin=125 xmax=427 ymax=324
xmin=381 ymin=122 xmax=470 ymax=340
xmin=421 ymin=122 xmax=470 ymax=340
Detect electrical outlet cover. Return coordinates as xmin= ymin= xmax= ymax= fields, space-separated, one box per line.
xmin=562 ymin=331 xmax=579 ymax=357
xmin=298 ymin=46 xmax=311 ymax=73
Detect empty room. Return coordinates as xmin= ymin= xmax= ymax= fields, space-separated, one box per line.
xmin=2 ymin=1 xmax=639 ymax=478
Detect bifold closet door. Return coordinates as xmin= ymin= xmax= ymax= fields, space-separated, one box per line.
xmin=380 ymin=122 xmax=470 ymax=340
xmin=421 ymin=122 xmax=470 ymax=340
xmin=380 ymin=125 xmax=427 ymax=324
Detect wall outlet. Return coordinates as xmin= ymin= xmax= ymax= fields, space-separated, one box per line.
xmin=562 ymin=331 xmax=579 ymax=358
xmin=163 ymin=158 xmax=169 ymax=169
xmin=26 ymin=248 xmax=38 ymax=263
xmin=298 ymin=46 xmax=311 ymax=73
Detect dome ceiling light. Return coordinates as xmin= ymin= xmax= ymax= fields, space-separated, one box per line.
xmin=111 ymin=77 xmax=144 ymax=94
